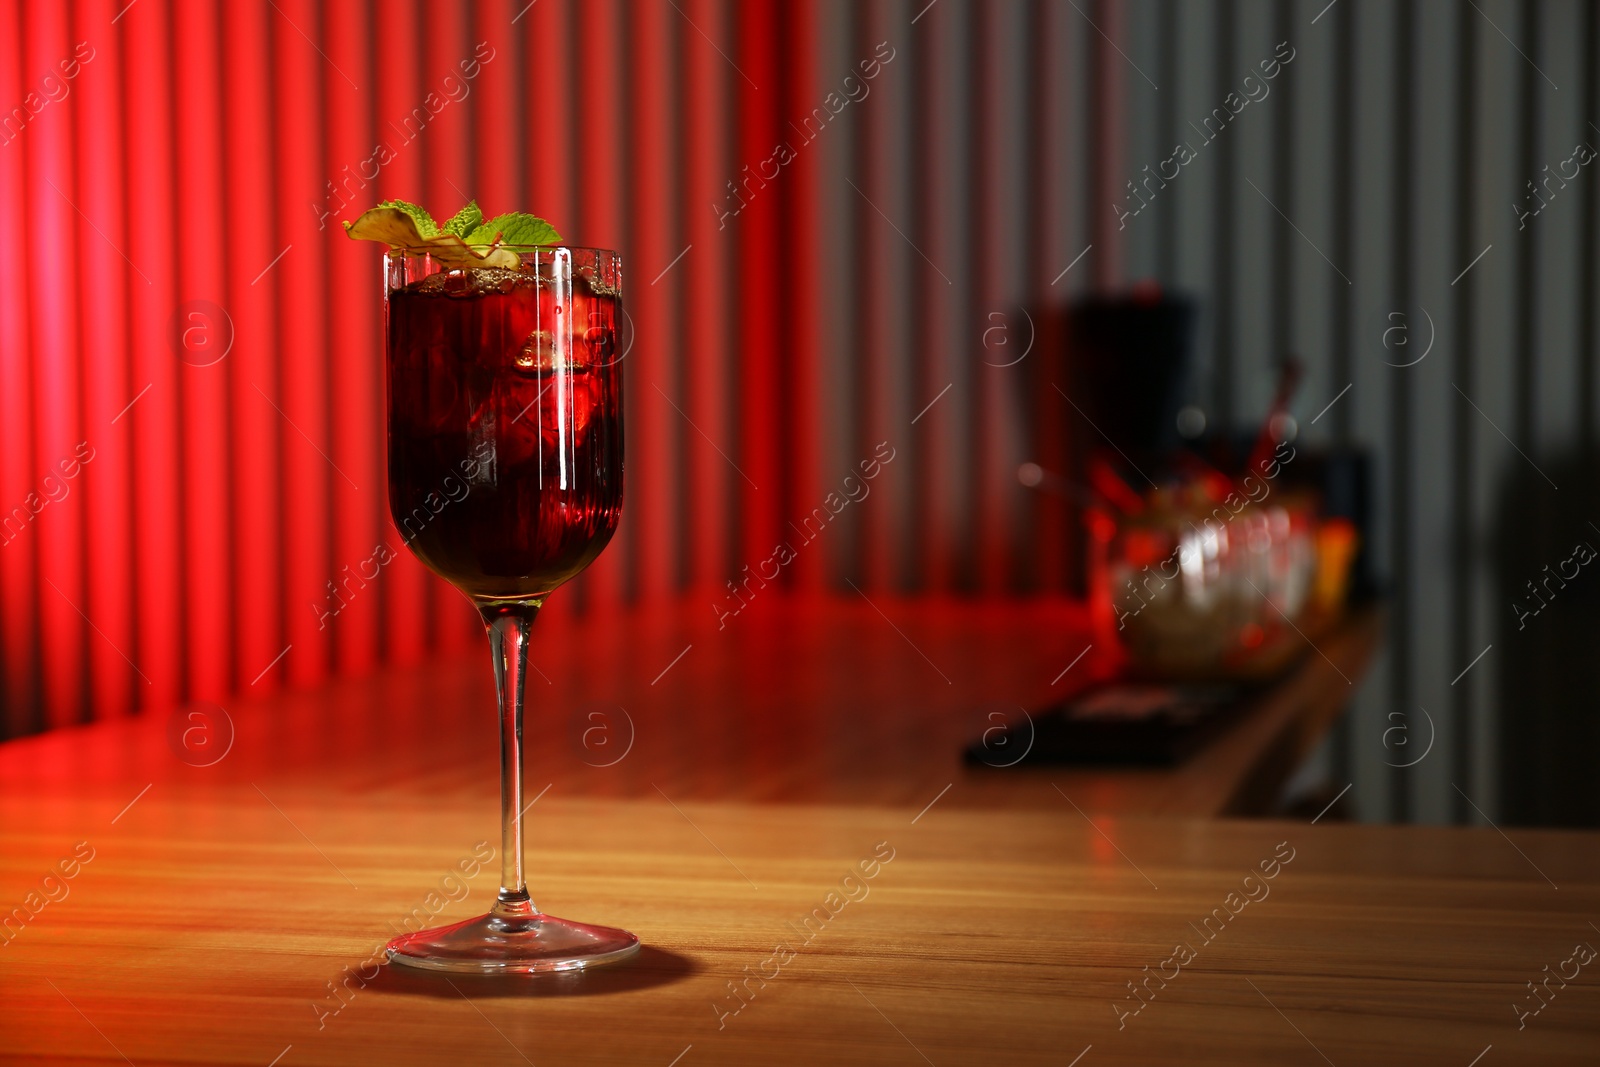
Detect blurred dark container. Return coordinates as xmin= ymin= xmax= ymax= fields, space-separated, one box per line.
xmin=1069 ymin=290 xmax=1198 ymax=455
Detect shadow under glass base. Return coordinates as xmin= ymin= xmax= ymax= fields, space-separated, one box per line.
xmin=385 ymin=899 xmax=641 ymax=975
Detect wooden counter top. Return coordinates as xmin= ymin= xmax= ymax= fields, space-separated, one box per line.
xmin=5 ymin=594 xmax=1560 ymax=1066
xmin=1 ymin=791 xmax=1595 ymax=1064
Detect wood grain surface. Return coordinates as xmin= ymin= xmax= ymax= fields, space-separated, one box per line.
xmin=5 ymin=594 xmax=1568 ymax=1067
xmin=1 ymin=791 xmax=1596 ymax=1065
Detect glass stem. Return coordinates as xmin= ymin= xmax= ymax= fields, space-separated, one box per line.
xmin=480 ymin=600 xmax=543 ymax=917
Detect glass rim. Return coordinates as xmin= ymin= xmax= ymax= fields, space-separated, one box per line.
xmin=383 ymin=244 xmax=620 ymax=260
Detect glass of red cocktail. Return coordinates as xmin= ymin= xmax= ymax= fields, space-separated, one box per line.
xmin=381 ymin=245 xmax=635 ymax=973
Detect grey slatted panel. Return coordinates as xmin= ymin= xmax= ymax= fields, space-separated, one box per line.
xmin=1465 ymin=0 xmax=1524 ymax=823
xmin=999 ymin=0 xmax=1036 ymax=591
xmin=1405 ymin=0 xmax=1460 ymax=825
xmin=1044 ymin=0 xmax=1600 ymax=823
xmin=1227 ymin=0 xmax=1275 ymax=424
xmin=1154 ymin=1 xmax=1178 ymax=283
xmin=947 ymin=0 xmax=980 ymax=591
xmin=1499 ymin=0 xmax=1548 ymax=821
xmin=1324 ymin=0 xmax=1358 ymax=787
xmin=1122 ymin=0 xmax=1162 ymax=280
xmin=1056 ymin=5 xmax=1094 ymax=308
xmin=975 ymin=0 xmax=1031 ymax=593
xmin=1211 ymin=0 xmax=1238 ymax=427
xmin=1290 ymin=0 xmax=1337 ymax=453
xmin=1017 ymin=0 xmax=1049 ymax=591
xmin=1588 ymin=4 xmax=1600 ymax=458
xmin=1534 ymin=3 xmax=1583 ymax=455
xmin=1089 ymin=0 xmax=1128 ymax=285
xmin=1267 ymin=0 xmax=1291 ymax=406
xmin=1449 ymin=0 xmax=1479 ymax=825
xmin=1049 ymin=0 xmax=1095 ymax=598
xmin=1386 ymin=0 xmax=1415 ymax=823
xmin=1171 ymin=0 xmax=1220 ymax=417
xmin=1346 ymin=0 xmax=1398 ymax=823
xmin=1283 ymin=0 xmax=1340 ymax=796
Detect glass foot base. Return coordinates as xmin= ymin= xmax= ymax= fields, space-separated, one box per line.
xmin=385 ymin=900 xmax=640 ymax=974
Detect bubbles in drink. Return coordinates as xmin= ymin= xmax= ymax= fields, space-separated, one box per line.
xmin=517 ymin=331 xmax=557 ymax=371
xmin=413 ymin=267 xmax=529 ymax=298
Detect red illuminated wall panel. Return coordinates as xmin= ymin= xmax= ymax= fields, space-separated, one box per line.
xmin=0 ymin=0 xmax=1113 ymax=738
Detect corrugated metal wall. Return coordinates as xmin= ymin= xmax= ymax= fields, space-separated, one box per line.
xmin=1117 ymin=0 xmax=1598 ymax=826
xmin=1 ymin=0 xmax=1592 ymax=826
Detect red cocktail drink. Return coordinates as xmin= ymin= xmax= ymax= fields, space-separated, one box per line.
xmin=385 ymin=253 xmax=623 ymax=602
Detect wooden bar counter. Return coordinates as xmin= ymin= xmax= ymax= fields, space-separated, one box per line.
xmin=0 ymin=595 xmax=1593 ymax=1064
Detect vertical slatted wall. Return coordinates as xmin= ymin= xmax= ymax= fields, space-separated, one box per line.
xmin=1116 ymin=0 xmax=1597 ymax=826
xmin=0 ymin=0 xmax=1593 ymax=827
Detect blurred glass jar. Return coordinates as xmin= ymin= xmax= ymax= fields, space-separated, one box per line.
xmin=1105 ymin=485 xmax=1319 ymax=676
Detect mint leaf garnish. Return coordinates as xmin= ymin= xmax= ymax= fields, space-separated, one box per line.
xmin=467 ymin=212 xmax=561 ymax=246
xmin=377 ymin=198 xmax=437 ymax=238
xmin=343 ymin=199 xmax=561 ymax=269
xmin=441 ymin=200 xmax=483 ymax=237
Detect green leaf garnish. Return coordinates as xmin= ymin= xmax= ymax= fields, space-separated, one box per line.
xmin=467 ymin=212 xmax=562 ymax=246
xmin=441 ymin=200 xmax=483 ymax=236
xmin=343 ymin=199 xmax=563 ymax=270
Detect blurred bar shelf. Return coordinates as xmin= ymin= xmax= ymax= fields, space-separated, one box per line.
xmin=0 ymin=595 xmax=1382 ymax=819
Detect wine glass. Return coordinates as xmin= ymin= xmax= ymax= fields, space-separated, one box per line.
xmin=380 ymin=245 xmax=635 ymax=973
